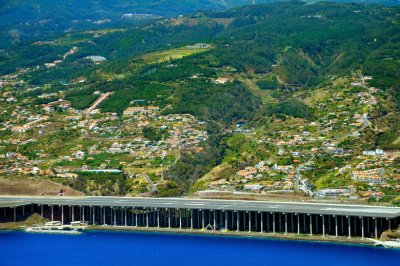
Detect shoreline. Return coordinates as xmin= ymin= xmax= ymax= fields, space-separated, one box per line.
xmin=84 ymin=225 xmax=372 ymax=245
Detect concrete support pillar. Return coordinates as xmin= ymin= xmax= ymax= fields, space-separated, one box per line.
xmin=157 ymin=209 xmax=160 ymax=228
xmin=191 ymin=210 xmax=194 ymax=230
xmin=61 ymin=206 xmax=64 ymax=224
xmin=309 ymin=214 xmax=313 ymax=236
xmin=146 ymin=209 xmax=149 ymax=228
xmin=124 ymin=209 xmax=127 ymax=226
xmin=322 ymin=215 xmax=325 ymax=237
xmin=248 ymin=212 xmax=252 ymax=233
xmin=284 ymin=213 xmax=288 ymax=235
xmin=135 ymin=210 xmax=138 ymax=227
xmin=113 ymin=208 xmax=116 ymax=226
xmin=291 ymin=213 xmax=294 ymax=233
xmin=341 ymin=216 xmax=344 ymax=235
xmin=389 ymin=219 xmax=391 ymax=230
xmin=224 ymin=211 xmax=227 ymax=231
xmin=202 ymin=210 xmax=205 ymax=229
xmin=92 ymin=206 xmax=96 ymax=225
xmin=236 ymin=211 xmax=240 ymax=232
xmin=260 ymin=212 xmax=264 ymax=233
xmin=179 ymin=209 xmax=182 ymax=229
xmin=375 ymin=218 xmax=378 ymax=239
xmin=213 ymin=210 xmax=216 ymax=230
xmin=348 ymin=216 xmax=351 ymax=239
xmin=51 ymin=206 xmax=54 ymax=221
xmin=297 ymin=214 xmax=300 ymax=234
xmin=13 ymin=207 xmax=16 ymax=222
xmin=103 ymin=207 xmax=106 ymax=225
xmin=82 ymin=206 xmax=85 ymax=223
xmin=168 ymin=209 xmax=171 ymax=228
xmin=72 ymin=206 xmax=75 ymax=222
xmin=361 ymin=217 xmax=365 ymax=239
xmin=41 ymin=205 xmax=44 ymax=218
xmin=272 ymin=213 xmax=276 ymax=234
xmin=335 ymin=216 xmax=338 ymax=238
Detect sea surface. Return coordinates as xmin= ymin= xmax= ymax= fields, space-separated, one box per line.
xmin=1 ymin=231 xmax=400 ymax=266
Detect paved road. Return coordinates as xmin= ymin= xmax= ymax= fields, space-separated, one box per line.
xmin=0 ymin=196 xmax=399 ymax=218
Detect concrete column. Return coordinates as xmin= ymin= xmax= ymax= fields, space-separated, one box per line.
xmin=178 ymin=209 xmax=182 ymax=229
xmin=113 ymin=208 xmax=116 ymax=226
xmin=361 ymin=217 xmax=364 ymax=239
xmin=389 ymin=219 xmax=391 ymax=230
xmin=284 ymin=213 xmax=288 ymax=235
xmin=322 ymin=215 xmax=325 ymax=237
xmin=82 ymin=206 xmax=85 ymax=222
xmin=92 ymin=207 xmax=95 ymax=225
xmin=335 ymin=216 xmax=338 ymax=237
xmin=124 ymin=209 xmax=127 ymax=226
xmin=61 ymin=206 xmax=64 ymax=224
xmin=236 ymin=211 xmax=240 ymax=232
xmin=375 ymin=218 xmax=378 ymax=239
xmin=291 ymin=213 xmax=294 ymax=232
xmin=202 ymin=210 xmax=205 ymax=229
xmin=103 ymin=207 xmax=106 ymax=225
xmin=41 ymin=205 xmax=44 ymax=218
xmin=297 ymin=214 xmax=300 ymax=234
xmin=72 ymin=206 xmax=75 ymax=222
xmin=309 ymin=214 xmax=313 ymax=236
xmin=157 ymin=209 xmax=160 ymax=228
xmin=13 ymin=207 xmax=16 ymax=222
xmin=260 ymin=212 xmax=264 ymax=233
xmin=191 ymin=210 xmax=194 ymax=230
xmin=51 ymin=206 xmax=54 ymax=221
xmin=135 ymin=210 xmax=138 ymax=227
xmin=168 ymin=209 xmax=171 ymax=228
xmin=146 ymin=209 xmax=149 ymax=228
xmin=272 ymin=213 xmax=276 ymax=234
xmin=224 ymin=211 xmax=228 ymax=231
xmin=348 ymin=216 xmax=351 ymax=239
xmin=213 ymin=210 xmax=216 ymax=230
xmin=248 ymin=212 xmax=252 ymax=233
xmin=341 ymin=216 xmax=344 ymax=235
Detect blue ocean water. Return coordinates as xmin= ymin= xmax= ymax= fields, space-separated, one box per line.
xmin=1 ymin=231 xmax=400 ymax=266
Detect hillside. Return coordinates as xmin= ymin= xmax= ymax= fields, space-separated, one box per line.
xmin=0 ymin=0 xmax=277 ymax=49
xmin=0 ymin=2 xmax=399 ymax=204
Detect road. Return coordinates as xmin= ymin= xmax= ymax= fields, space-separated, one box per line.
xmin=0 ymin=196 xmax=399 ymax=218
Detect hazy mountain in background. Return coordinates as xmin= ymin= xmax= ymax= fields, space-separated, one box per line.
xmin=0 ymin=0 xmax=270 ymax=48
xmin=1 ymin=0 xmax=399 ymax=48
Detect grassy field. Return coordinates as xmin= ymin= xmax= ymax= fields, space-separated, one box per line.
xmin=141 ymin=46 xmax=211 ymax=64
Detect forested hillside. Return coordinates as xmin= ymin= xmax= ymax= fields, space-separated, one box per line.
xmin=1 ymin=2 xmax=400 ymax=200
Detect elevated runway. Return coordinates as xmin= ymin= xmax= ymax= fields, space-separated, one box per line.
xmin=0 ymin=196 xmax=399 ymax=218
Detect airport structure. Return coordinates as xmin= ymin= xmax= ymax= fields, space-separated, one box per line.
xmin=1 ymin=197 xmax=400 ymax=239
